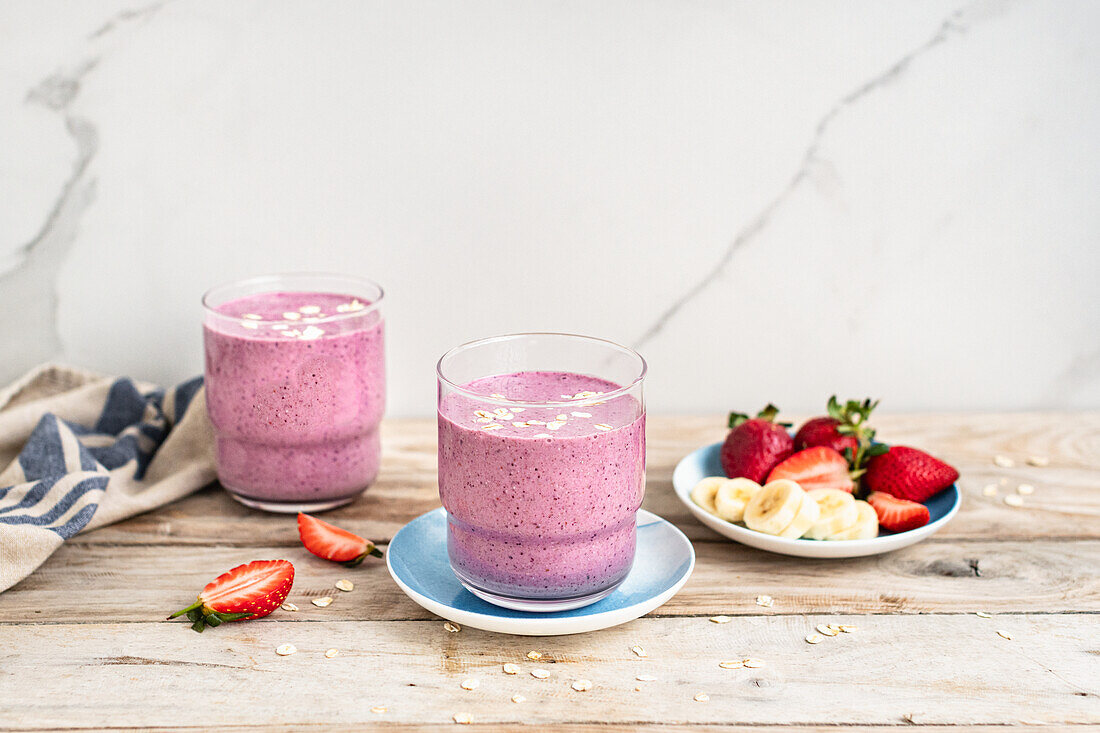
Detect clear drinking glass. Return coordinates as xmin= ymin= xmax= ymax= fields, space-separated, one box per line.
xmin=437 ymin=332 xmax=647 ymax=612
xmin=203 ymin=273 xmax=385 ymax=513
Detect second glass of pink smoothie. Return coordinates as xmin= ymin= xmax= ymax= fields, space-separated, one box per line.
xmin=437 ymin=333 xmax=646 ymax=612
xmin=203 ymin=273 xmax=385 ymax=513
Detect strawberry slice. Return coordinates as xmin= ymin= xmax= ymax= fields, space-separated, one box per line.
xmin=867 ymin=491 xmax=930 ymax=533
xmin=298 ymin=513 xmax=383 ymax=566
xmin=766 ymin=446 xmax=855 ymax=493
xmin=168 ymin=559 xmax=294 ymax=633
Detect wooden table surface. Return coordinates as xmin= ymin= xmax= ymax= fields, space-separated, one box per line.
xmin=2 ymin=413 xmax=1098 ymax=731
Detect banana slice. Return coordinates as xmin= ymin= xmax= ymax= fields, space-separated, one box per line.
xmin=744 ymin=479 xmax=805 ymax=535
xmin=714 ymin=478 xmax=761 ymax=522
xmin=690 ymin=477 xmax=726 ymax=515
xmin=804 ymin=489 xmax=859 ymax=540
xmin=779 ymin=492 xmax=821 ymax=538
xmin=827 ymin=500 xmax=879 ymax=540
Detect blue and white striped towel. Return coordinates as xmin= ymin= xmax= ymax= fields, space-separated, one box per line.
xmin=0 ymin=364 xmax=215 ymax=592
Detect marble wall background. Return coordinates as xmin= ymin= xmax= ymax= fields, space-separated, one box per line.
xmin=2 ymin=0 xmax=1098 ymax=417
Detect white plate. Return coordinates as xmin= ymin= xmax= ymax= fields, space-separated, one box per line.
xmin=387 ymin=508 xmax=695 ymax=636
xmin=672 ymin=442 xmax=961 ymax=558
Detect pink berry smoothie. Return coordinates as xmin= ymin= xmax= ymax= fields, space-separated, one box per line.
xmin=203 ymin=291 xmax=385 ymax=511
xmin=438 ymin=371 xmax=645 ymax=603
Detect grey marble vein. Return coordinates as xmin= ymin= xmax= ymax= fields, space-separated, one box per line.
xmin=1 ymin=3 xmax=164 ymax=384
xmin=632 ymin=1 xmax=996 ymax=351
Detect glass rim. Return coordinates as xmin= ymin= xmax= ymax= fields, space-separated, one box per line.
xmin=202 ymin=272 xmax=384 ymax=326
xmin=436 ymin=331 xmax=648 ymax=408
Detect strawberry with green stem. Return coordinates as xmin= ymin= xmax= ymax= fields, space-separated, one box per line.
xmin=168 ymin=559 xmax=295 ymax=633
xmin=720 ymin=404 xmax=794 ymax=483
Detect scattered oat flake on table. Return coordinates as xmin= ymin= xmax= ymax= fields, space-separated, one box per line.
xmin=816 ymin=624 xmax=839 ymax=637
xmin=838 ymin=625 xmax=858 ymax=633
xmin=982 ymin=484 xmax=999 ymax=497
xmin=993 ymin=455 xmax=1015 ymax=468
xmin=709 ymin=615 xmax=732 ymax=624
xmin=531 ymin=669 xmax=551 ymax=679
xmin=502 ymin=663 xmax=520 ymax=675
xmin=280 ymin=602 xmax=298 ymax=612
xmin=1027 ymin=455 xmax=1049 ymax=467
xmin=631 ymin=645 xmax=647 ymax=657
xmin=335 ymin=579 xmax=354 ymax=592
xmin=571 ymin=679 xmax=593 ymax=692
xmin=371 ymin=706 xmax=386 ymax=714
xmin=460 ymin=678 xmax=479 ymax=690
xmin=511 ymin=694 xmax=526 ymax=704
xmin=312 ymin=596 xmax=334 ymax=607
xmin=636 ymin=674 xmax=658 ymax=681
xmin=975 ymin=611 xmax=993 ymax=618
xmin=996 ymin=630 xmax=1013 ymax=640
xmin=1004 ymin=495 xmax=1024 ymax=507
xmin=444 ymin=621 xmax=461 ymax=633
xmin=453 ymin=712 xmax=472 ymax=724
xmin=694 ymin=692 xmax=709 ymax=702
xmin=755 ymin=595 xmax=773 ymax=607
xmin=275 ymin=644 xmax=297 ymax=656
xmin=805 ymin=633 xmax=824 ymax=644
xmin=718 ymin=661 xmax=743 ymax=669
xmin=325 ymin=648 xmax=339 ymax=658
xmin=526 ymin=651 xmax=542 ymax=660
xmin=1017 ymin=483 xmax=1035 ymax=495
xmin=743 ymin=658 xmax=765 ymax=668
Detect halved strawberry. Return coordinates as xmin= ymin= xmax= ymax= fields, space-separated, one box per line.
xmin=168 ymin=559 xmax=294 ymax=633
xmin=867 ymin=491 xmax=930 ymax=533
xmin=298 ymin=513 xmax=383 ymax=566
xmin=766 ymin=446 xmax=855 ymax=493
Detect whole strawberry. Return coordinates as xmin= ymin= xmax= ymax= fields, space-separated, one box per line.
xmin=720 ymin=404 xmax=794 ymax=483
xmin=863 ymin=446 xmax=959 ymax=503
xmin=794 ymin=396 xmax=879 ymax=463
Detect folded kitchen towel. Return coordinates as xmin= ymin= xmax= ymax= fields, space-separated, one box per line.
xmin=0 ymin=364 xmax=215 ymax=593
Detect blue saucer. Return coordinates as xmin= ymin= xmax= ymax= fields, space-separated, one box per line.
xmin=387 ymin=508 xmax=695 ymax=636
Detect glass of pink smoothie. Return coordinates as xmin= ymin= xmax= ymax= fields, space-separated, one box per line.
xmin=437 ymin=333 xmax=646 ymax=612
xmin=203 ymin=273 xmax=385 ymax=513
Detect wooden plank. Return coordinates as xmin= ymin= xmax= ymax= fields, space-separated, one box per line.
xmin=0 ymin=616 xmax=1095 ymax=728
xmin=22 ymin=727 xmax=1096 ymax=733
xmin=69 ymin=413 xmax=1100 ymax=546
xmin=3 ymin=539 xmax=1097 ymax=623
